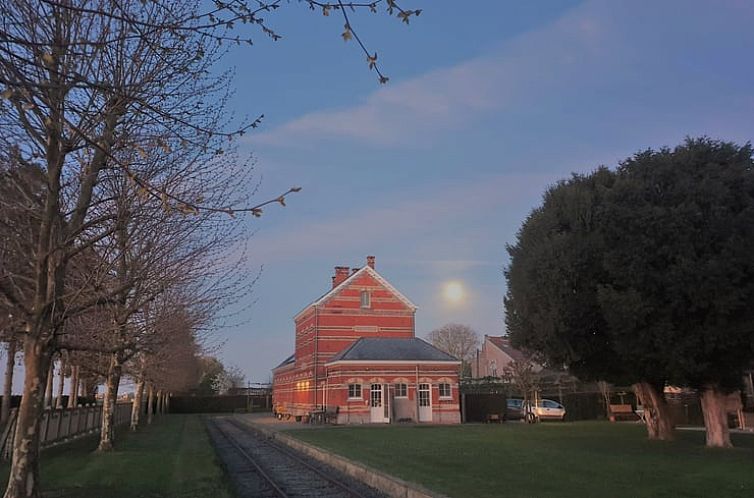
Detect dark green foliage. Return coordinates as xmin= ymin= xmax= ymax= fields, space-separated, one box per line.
xmin=505 ymin=167 xmax=630 ymax=383
xmin=505 ymin=137 xmax=754 ymax=391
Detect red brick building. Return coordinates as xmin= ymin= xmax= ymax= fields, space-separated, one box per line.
xmin=272 ymin=256 xmax=461 ymax=424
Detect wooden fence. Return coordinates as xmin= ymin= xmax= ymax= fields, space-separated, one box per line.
xmin=0 ymin=402 xmax=132 ymax=460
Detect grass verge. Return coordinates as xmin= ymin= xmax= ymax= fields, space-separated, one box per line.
xmin=287 ymin=421 xmax=754 ymax=498
xmin=1 ymin=414 xmax=232 ymax=498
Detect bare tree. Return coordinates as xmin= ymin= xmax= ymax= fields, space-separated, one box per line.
xmin=502 ymin=359 xmax=540 ymax=423
xmin=426 ymin=323 xmax=479 ymax=377
xmin=597 ymin=380 xmax=612 ymax=420
xmin=0 ymin=0 xmax=421 ymax=493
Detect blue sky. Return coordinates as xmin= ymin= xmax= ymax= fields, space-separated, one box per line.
xmin=211 ymin=0 xmax=754 ymax=383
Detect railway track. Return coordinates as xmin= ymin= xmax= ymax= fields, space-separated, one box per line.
xmin=206 ymin=417 xmax=384 ymax=498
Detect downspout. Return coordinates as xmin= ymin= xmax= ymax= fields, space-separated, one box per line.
xmin=415 ymin=364 xmax=420 ymax=422
xmin=313 ymin=305 xmax=319 ymax=410
xmin=324 ymin=367 xmax=328 ymax=408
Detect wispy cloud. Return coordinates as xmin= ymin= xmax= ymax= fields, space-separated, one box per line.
xmin=249 ymin=172 xmax=556 ymax=263
xmin=251 ymin=1 xmax=610 ymax=147
xmin=250 ymin=0 xmax=754 ymax=151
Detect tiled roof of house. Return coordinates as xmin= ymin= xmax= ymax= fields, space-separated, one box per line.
xmin=327 ymin=338 xmax=459 ymax=363
xmin=487 ymin=336 xmax=528 ymax=363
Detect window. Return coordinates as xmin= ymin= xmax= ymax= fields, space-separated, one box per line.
xmin=370 ymin=384 xmax=382 ymax=407
xmin=348 ymin=384 xmax=362 ymax=399
xmin=438 ymin=383 xmax=451 ymax=398
xmin=394 ymin=383 xmax=407 ymax=398
xmin=360 ymin=290 xmax=370 ymax=308
xmin=418 ymin=383 xmax=431 ymax=407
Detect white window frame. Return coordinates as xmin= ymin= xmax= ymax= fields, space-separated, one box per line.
xmin=347 ymin=384 xmax=362 ymax=400
xmin=438 ymin=383 xmax=452 ymax=399
xmin=360 ymin=290 xmax=370 ymax=308
xmin=394 ymin=383 xmax=408 ymax=398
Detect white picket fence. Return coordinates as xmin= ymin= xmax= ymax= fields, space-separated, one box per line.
xmin=0 ymin=402 xmax=132 ymax=460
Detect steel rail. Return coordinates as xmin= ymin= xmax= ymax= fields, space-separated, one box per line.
xmin=227 ymin=417 xmax=371 ymax=498
xmin=210 ymin=418 xmax=289 ymax=498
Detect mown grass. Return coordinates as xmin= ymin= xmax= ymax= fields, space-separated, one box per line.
xmin=1 ymin=414 xmax=231 ymax=498
xmin=287 ymin=421 xmax=754 ymax=498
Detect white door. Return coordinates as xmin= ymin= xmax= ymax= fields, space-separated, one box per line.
xmin=418 ymin=383 xmax=432 ymax=422
xmin=382 ymin=384 xmax=390 ymax=423
xmin=370 ymin=384 xmax=384 ymax=423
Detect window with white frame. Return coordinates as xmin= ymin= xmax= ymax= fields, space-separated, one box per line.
xmin=360 ymin=290 xmax=370 ymax=308
xmin=394 ymin=383 xmax=408 ymax=397
xmin=438 ymin=383 xmax=452 ymax=398
xmin=348 ymin=384 xmax=362 ymax=399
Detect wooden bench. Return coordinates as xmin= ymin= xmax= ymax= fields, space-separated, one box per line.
xmin=309 ymin=406 xmax=339 ymax=425
xmin=486 ymin=413 xmax=503 ymax=424
xmin=609 ymin=404 xmax=637 ymax=422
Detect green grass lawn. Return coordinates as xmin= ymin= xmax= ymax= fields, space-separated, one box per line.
xmin=287 ymin=422 xmax=754 ymax=498
xmin=1 ymin=414 xmax=232 ymax=498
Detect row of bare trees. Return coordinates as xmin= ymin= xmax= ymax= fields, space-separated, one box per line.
xmin=0 ymin=1 xmax=421 ymax=496
xmin=0 ymin=2 xmax=274 ymax=496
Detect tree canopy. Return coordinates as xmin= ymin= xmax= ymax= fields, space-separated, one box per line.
xmin=505 ymin=138 xmax=754 ymax=446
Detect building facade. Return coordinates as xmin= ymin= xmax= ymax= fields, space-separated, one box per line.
xmin=471 ymin=335 xmax=539 ymax=378
xmin=272 ymin=256 xmax=461 ymax=424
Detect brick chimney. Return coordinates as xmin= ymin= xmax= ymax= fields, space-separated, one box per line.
xmin=332 ymin=266 xmax=350 ymax=288
xmin=366 ymin=255 xmax=375 ymax=269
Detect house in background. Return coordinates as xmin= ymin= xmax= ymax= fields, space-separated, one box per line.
xmin=471 ymin=335 xmax=540 ymax=378
xmin=272 ymin=256 xmax=461 ymax=424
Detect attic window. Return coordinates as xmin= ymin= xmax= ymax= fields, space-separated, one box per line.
xmin=360 ymin=291 xmax=370 ymax=308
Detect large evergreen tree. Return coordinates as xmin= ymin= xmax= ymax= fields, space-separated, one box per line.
xmin=505 ymin=138 xmax=754 ymax=447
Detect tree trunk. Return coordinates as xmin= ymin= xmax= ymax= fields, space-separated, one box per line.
xmin=130 ymin=379 xmax=145 ymax=431
xmin=146 ymin=384 xmax=154 ymax=425
xmin=1 ymin=340 xmax=17 ymax=426
xmin=165 ymin=392 xmax=169 ymax=414
xmin=67 ymin=365 xmax=79 ymax=409
xmin=598 ymin=380 xmax=612 ymax=420
xmin=156 ymin=390 xmax=163 ymax=416
xmin=43 ymin=361 xmax=54 ymax=409
xmin=97 ymin=355 xmax=122 ymax=452
xmin=699 ymin=385 xmax=733 ymax=448
xmin=633 ymin=381 xmax=674 ymax=441
xmin=3 ymin=337 xmax=52 ymax=498
xmin=55 ymin=355 xmax=66 ymax=409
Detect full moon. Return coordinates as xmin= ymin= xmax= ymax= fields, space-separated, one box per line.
xmin=443 ymin=281 xmax=465 ymax=303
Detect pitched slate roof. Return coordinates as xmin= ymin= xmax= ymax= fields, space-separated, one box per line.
xmin=487 ymin=336 xmax=528 ymax=363
xmin=293 ymin=265 xmax=417 ymax=320
xmin=327 ymin=338 xmax=459 ymax=363
xmin=273 ymin=354 xmax=295 ymax=370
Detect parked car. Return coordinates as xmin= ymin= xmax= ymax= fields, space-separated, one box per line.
xmin=522 ymin=399 xmax=567 ymax=421
xmin=506 ymin=398 xmax=524 ymax=420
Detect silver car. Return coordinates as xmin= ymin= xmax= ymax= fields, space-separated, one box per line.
xmin=522 ymin=399 xmax=566 ymax=421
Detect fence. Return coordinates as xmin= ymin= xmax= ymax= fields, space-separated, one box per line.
xmin=0 ymin=402 xmax=132 ymax=460
xmin=170 ymin=394 xmax=272 ymax=413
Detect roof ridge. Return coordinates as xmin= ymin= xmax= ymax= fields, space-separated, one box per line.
xmin=329 ymin=337 xmax=365 ymax=362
